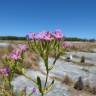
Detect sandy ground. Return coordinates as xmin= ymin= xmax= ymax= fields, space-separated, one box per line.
xmin=0 ymin=41 xmax=96 ymax=96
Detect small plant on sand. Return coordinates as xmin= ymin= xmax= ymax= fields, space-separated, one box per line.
xmin=80 ymin=56 xmax=85 ymax=63
xmin=62 ymin=74 xmax=73 ymax=85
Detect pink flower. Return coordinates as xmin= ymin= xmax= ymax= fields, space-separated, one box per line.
xmin=26 ymin=30 xmax=63 ymax=41
xmin=18 ymin=44 xmax=28 ymax=52
xmin=9 ymin=53 xmax=20 ymax=60
xmin=9 ymin=49 xmax=21 ymax=60
xmin=37 ymin=31 xmax=53 ymax=41
xmin=0 ymin=67 xmax=10 ymax=76
xmin=26 ymin=32 xmax=35 ymax=40
xmin=13 ymin=48 xmax=21 ymax=54
xmin=52 ymin=29 xmax=63 ymax=40
xmin=32 ymin=87 xmax=36 ymax=93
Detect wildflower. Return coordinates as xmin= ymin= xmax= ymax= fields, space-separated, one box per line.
xmin=0 ymin=67 xmax=10 ymax=76
xmin=52 ymin=29 xmax=63 ymax=40
xmin=45 ymin=32 xmax=53 ymax=41
xmin=18 ymin=44 xmax=28 ymax=52
xmin=37 ymin=31 xmax=53 ymax=41
xmin=8 ymin=49 xmax=21 ymax=60
xmin=6 ymin=67 xmax=10 ymax=74
xmin=27 ymin=87 xmax=36 ymax=96
xmin=26 ymin=32 xmax=36 ymax=40
xmin=32 ymin=87 xmax=36 ymax=93
xmin=9 ymin=53 xmax=20 ymax=60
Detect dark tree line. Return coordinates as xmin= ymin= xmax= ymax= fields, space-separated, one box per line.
xmin=0 ymin=36 xmax=95 ymax=42
xmin=64 ymin=37 xmax=96 ymax=42
xmin=0 ymin=36 xmax=26 ymax=40
xmin=64 ymin=37 xmax=88 ymax=41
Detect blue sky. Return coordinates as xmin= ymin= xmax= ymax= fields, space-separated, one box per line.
xmin=0 ymin=0 xmax=96 ymax=39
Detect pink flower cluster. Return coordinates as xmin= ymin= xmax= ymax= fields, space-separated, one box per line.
xmin=26 ymin=30 xmax=63 ymax=41
xmin=36 ymin=31 xmax=53 ymax=41
xmin=18 ymin=44 xmax=28 ymax=52
xmin=26 ymin=32 xmax=35 ymax=40
xmin=8 ymin=44 xmax=28 ymax=60
xmin=0 ymin=67 xmax=10 ymax=76
xmin=52 ymin=29 xmax=63 ymax=40
xmin=9 ymin=49 xmax=21 ymax=60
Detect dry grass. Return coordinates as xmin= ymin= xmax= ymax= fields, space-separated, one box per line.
xmin=90 ymin=87 xmax=96 ymax=94
xmin=0 ymin=45 xmax=13 ymax=67
xmin=72 ymin=42 xmax=96 ymax=52
xmin=50 ymin=76 xmax=63 ymax=81
xmin=62 ymin=74 xmax=73 ymax=85
xmin=0 ymin=40 xmax=27 ymax=44
xmin=72 ymin=60 xmax=95 ymax=67
xmin=69 ymin=87 xmax=96 ymax=96
xmin=23 ymin=51 xmax=40 ymax=70
xmin=84 ymin=84 xmax=96 ymax=95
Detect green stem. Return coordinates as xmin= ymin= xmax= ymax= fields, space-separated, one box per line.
xmin=41 ymin=92 xmax=44 ymax=96
xmin=8 ymin=78 xmax=11 ymax=89
xmin=44 ymin=71 xmax=49 ymax=88
xmin=53 ymin=52 xmax=61 ymax=65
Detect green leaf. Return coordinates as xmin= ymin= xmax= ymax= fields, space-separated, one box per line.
xmin=37 ymin=76 xmax=42 ymax=93
xmin=50 ymin=79 xmax=54 ymax=85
